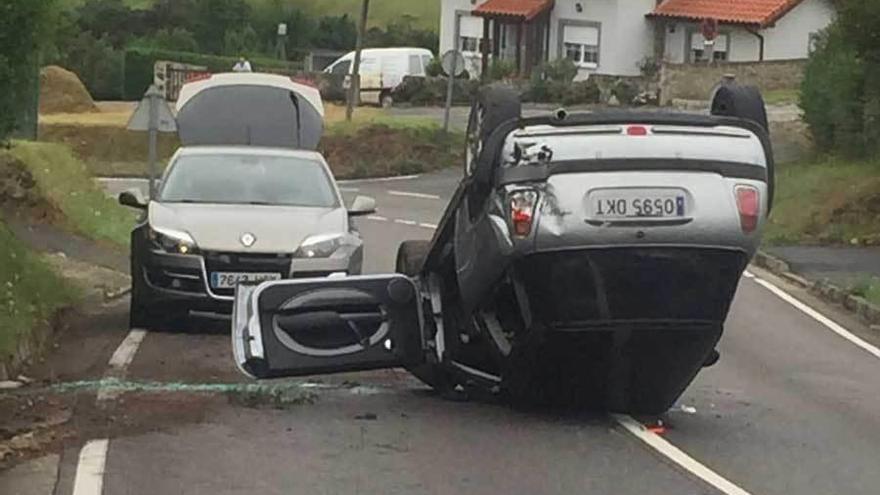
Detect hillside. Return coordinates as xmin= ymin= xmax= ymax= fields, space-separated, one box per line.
xmin=60 ymin=0 xmax=441 ymax=31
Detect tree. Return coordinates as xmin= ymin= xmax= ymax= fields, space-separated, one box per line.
xmin=0 ymin=0 xmax=53 ymax=142
xmin=312 ymin=15 xmax=358 ymax=50
xmin=192 ymin=0 xmax=251 ymax=54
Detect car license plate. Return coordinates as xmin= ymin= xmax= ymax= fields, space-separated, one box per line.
xmin=590 ymin=189 xmax=687 ymax=219
xmin=210 ymin=272 xmax=282 ymax=289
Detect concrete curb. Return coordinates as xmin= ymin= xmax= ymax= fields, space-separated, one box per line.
xmin=753 ymin=250 xmax=880 ymax=330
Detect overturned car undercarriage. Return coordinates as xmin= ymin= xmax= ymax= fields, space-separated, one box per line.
xmin=233 ymin=83 xmax=774 ymax=414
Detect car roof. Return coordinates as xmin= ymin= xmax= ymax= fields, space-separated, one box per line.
xmin=174 ymin=146 xmax=326 ymax=162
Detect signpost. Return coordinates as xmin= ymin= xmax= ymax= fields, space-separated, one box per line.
xmin=127 ymin=85 xmax=177 ymax=199
xmin=441 ymin=50 xmax=466 ymax=133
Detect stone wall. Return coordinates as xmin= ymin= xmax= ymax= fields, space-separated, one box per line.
xmin=659 ymin=59 xmax=807 ymax=104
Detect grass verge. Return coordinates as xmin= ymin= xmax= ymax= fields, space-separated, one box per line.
xmin=850 ymin=277 xmax=880 ymax=306
xmin=5 ymin=142 xmax=136 ymax=248
xmin=765 ymin=156 xmax=880 ymax=245
xmin=763 ymin=88 xmax=800 ymax=105
xmin=0 ymin=221 xmax=73 ymax=369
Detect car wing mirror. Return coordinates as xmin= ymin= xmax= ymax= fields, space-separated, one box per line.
xmin=349 ymin=195 xmax=376 ymax=217
xmin=118 ymin=188 xmax=147 ymax=210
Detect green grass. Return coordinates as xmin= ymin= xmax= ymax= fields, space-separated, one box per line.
xmin=763 ymin=88 xmax=800 ymax=105
xmin=6 ymin=142 xmax=137 ymax=248
xmin=60 ymin=0 xmax=440 ymax=30
xmin=764 ymin=156 xmax=880 ymax=245
xmin=850 ymin=277 xmax=880 ymax=306
xmin=0 ymin=221 xmax=73 ymax=362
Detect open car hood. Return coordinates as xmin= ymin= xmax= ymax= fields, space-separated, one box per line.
xmin=176 ymin=73 xmax=324 ymax=150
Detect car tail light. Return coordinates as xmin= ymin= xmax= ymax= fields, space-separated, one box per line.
xmin=735 ymin=185 xmax=760 ymax=233
xmin=510 ymin=190 xmax=539 ymax=238
xmin=186 ymin=72 xmax=212 ymax=83
xmin=627 ymin=125 xmax=648 ymax=136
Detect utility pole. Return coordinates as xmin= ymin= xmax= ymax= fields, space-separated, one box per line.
xmin=346 ymin=0 xmax=370 ymax=122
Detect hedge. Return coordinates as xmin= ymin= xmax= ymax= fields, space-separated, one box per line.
xmin=123 ymin=47 xmax=304 ymax=100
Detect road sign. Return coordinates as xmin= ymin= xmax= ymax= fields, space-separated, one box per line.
xmin=441 ymin=50 xmax=466 ymax=77
xmin=127 ymin=86 xmax=177 ymax=133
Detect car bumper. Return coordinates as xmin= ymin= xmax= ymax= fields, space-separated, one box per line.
xmin=138 ymin=245 xmax=362 ymax=316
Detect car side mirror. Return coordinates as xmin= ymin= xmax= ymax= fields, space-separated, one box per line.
xmin=118 ymin=188 xmax=147 ymax=210
xmin=349 ymin=195 xmax=376 ymax=217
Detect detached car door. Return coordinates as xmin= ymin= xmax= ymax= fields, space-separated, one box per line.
xmin=232 ymin=275 xmax=426 ymax=379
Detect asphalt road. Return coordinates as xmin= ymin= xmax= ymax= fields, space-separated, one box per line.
xmin=59 ymin=169 xmax=880 ymax=495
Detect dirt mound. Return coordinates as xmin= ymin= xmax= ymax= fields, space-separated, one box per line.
xmin=39 ymin=66 xmax=98 ymax=115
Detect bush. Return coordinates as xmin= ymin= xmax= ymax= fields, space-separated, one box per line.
xmin=800 ymin=1 xmax=880 ymax=158
xmin=542 ymin=58 xmax=578 ymax=83
xmin=123 ymin=47 xmax=303 ymax=100
xmin=55 ymin=32 xmax=125 ymax=100
xmin=488 ymin=59 xmax=516 ymax=81
xmin=611 ymin=79 xmax=640 ymax=106
xmin=391 ymin=76 xmax=478 ymax=106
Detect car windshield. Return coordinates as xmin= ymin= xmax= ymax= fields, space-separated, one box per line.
xmin=159 ymin=153 xmax=338 ymax=207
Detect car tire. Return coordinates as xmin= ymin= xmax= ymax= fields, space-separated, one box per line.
xmin=395 ymin=240 xmax=458 ymax=393
xmin=380 ymin=92 xmax=394 ymax=109
xmin=710 ymin=83 xmax=769 ymax=132
xmin=465 ymin=85 xmax=522 ymax=177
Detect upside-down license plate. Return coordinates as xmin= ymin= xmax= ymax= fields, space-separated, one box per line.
xmin=590 ymin=189 xmax=687 ymax=219
xmin=210 ymin=272 xmax=282 ymax=289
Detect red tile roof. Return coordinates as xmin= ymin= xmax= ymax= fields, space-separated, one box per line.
xmin=649 ymin=0 xmax=805 ymax=27
xmin=473 ymin=0 xmax=555 ymax=21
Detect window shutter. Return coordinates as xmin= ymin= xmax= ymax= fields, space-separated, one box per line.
xmin=460 ymin=16 xmax=484 ymax=38
xmin=564 ymin=25 xmax=599 ymax=46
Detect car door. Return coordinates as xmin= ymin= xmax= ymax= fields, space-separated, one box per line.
xmin=233 ymin=274 xmax=426 ymax=379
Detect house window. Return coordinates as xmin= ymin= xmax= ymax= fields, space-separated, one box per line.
xmin=690 ymin=32 xmax=729 ymax=62
xmin=459 ymin=16 xmax=485 ymax=54
xmin=563 ymin=24 xmax=600 ymax=68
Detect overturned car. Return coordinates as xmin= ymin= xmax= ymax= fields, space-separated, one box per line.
xmin=232 ymin=83 xmax=774 ymax=414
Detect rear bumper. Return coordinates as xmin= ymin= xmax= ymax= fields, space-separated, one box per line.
xmin=517 ymin=247 xmax=748 ymax=330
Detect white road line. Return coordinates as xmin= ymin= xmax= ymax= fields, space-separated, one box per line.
xmin=366 ymin=215 xmax=388 ymax=222
xmin=613 ymin=415 xmax=753 ymax=495
xmin=106 ymin=329 xmax=147 ymax=372
xmin=98 ymin=329 xmax=147 ymax=402
xmin=747 ymin=273 xmax=880 ymax=360
xmin=72 ymin=439 xmax=109 ymax=495
xmin=96 ymin=177 xmax=147 ymax=182
xmin=419 ymin=223 xmax=438 ymax=229
xmin=394 ymin=219 xmax=418 ymax=226
xmin=338 ymin=174 xmax=420 ymax=184
xmin=388 ymin=190 xmax=441 ymax=200
xmin=339 ymin=187 xmax=360 ymax=192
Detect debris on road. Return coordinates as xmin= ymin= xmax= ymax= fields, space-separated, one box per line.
xmin=0 ymin=381 xmax=24 ymax=390
xmin=679 ymin=405 xmax=697 ymax=414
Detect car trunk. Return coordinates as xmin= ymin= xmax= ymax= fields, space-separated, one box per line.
xmin=176 ymin=75 xmax=324 ymax=150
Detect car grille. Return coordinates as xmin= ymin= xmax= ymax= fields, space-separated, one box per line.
xmin=204 ymin=251 xmax=293 ymax=297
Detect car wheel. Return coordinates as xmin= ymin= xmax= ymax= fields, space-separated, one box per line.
xmin=710 ymin=83 xmax=769 ymax=132
xmin=395 ymin=240 xmax=458 ymax=394
xmin=465 ymin=85 xmax=521 ymax=177
xmin=380 ymin=92 xmax=394 ymax=109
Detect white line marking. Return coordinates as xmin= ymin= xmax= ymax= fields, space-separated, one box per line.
xmin=366 ymin=215 xmax=388 ymax=222
xmin=72 ymin=439 xmax=109 ymax=495
xmin=106 ymin=329 xmax=147 ymax=372
xmin=613 ymin=415 xmax=752 ymax=495
xmin=388 ymin=190 xmax=441 ymax=200
xmin=419 ymin=223 xmax=438 ymax=229
xmin=96 ymin=177 xmax=148 ymax=182
xmin=748 ymin=275 xmax=880 ymax=360
xmin=338 ymin=174 xmax=420 ymax=184
xmin=98 ymin=329 xmax=147 ymax=402
xmin=339 ymin=187 xmax=360 ymax=192
xmin=394 ymin=219 xmax=418 ymax=226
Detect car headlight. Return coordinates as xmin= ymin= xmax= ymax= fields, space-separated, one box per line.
xmin=294 ymin=233 xmax=357 ymax=259
xmin=148 ymin=226 xmax=199 ymax=255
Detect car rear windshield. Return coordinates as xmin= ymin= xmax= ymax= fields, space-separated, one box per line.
xmin=159 ymin=153 xmax=338 ymax=207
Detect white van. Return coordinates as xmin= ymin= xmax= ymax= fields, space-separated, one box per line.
xmin=324 ymin=47 xmax=433 ymax=107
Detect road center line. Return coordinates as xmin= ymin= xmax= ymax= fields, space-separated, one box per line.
xmin=366 ymin=215 xmax=388 ymax=222
xmin=72 ymin=439 xmax=109 ymax=495
xmin=419 ymin=223 xmax=438 ymax=229
xmin=388 ymin=190 xmax=441 ymax=200
xmin=613 ymin=415 xmax=753 ymax=495
xmin=745 ymin=272 xmax=880 ymax=360
xmin=394 ymin=219 xmax=418 ymax=226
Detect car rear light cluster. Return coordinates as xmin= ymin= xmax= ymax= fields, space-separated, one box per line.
xmin=735 ymin=185 xmax=760 ymax=234
xmin=509 ymin=190 xmax=539 ymax=238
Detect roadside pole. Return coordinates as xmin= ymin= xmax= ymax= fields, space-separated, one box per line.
xmin=441 ymin=50 xmax=465 ymax=133
xmin=346 ymin=0 xmax=370 ymax=122
xmin=127 ymin=85 xmax=176 ymax=200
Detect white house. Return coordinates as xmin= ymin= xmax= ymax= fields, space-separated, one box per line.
xmin=650 ymin=0 xmax=836 ymax=63
xmin=439 ymin=0 xmax=835 ymax=79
